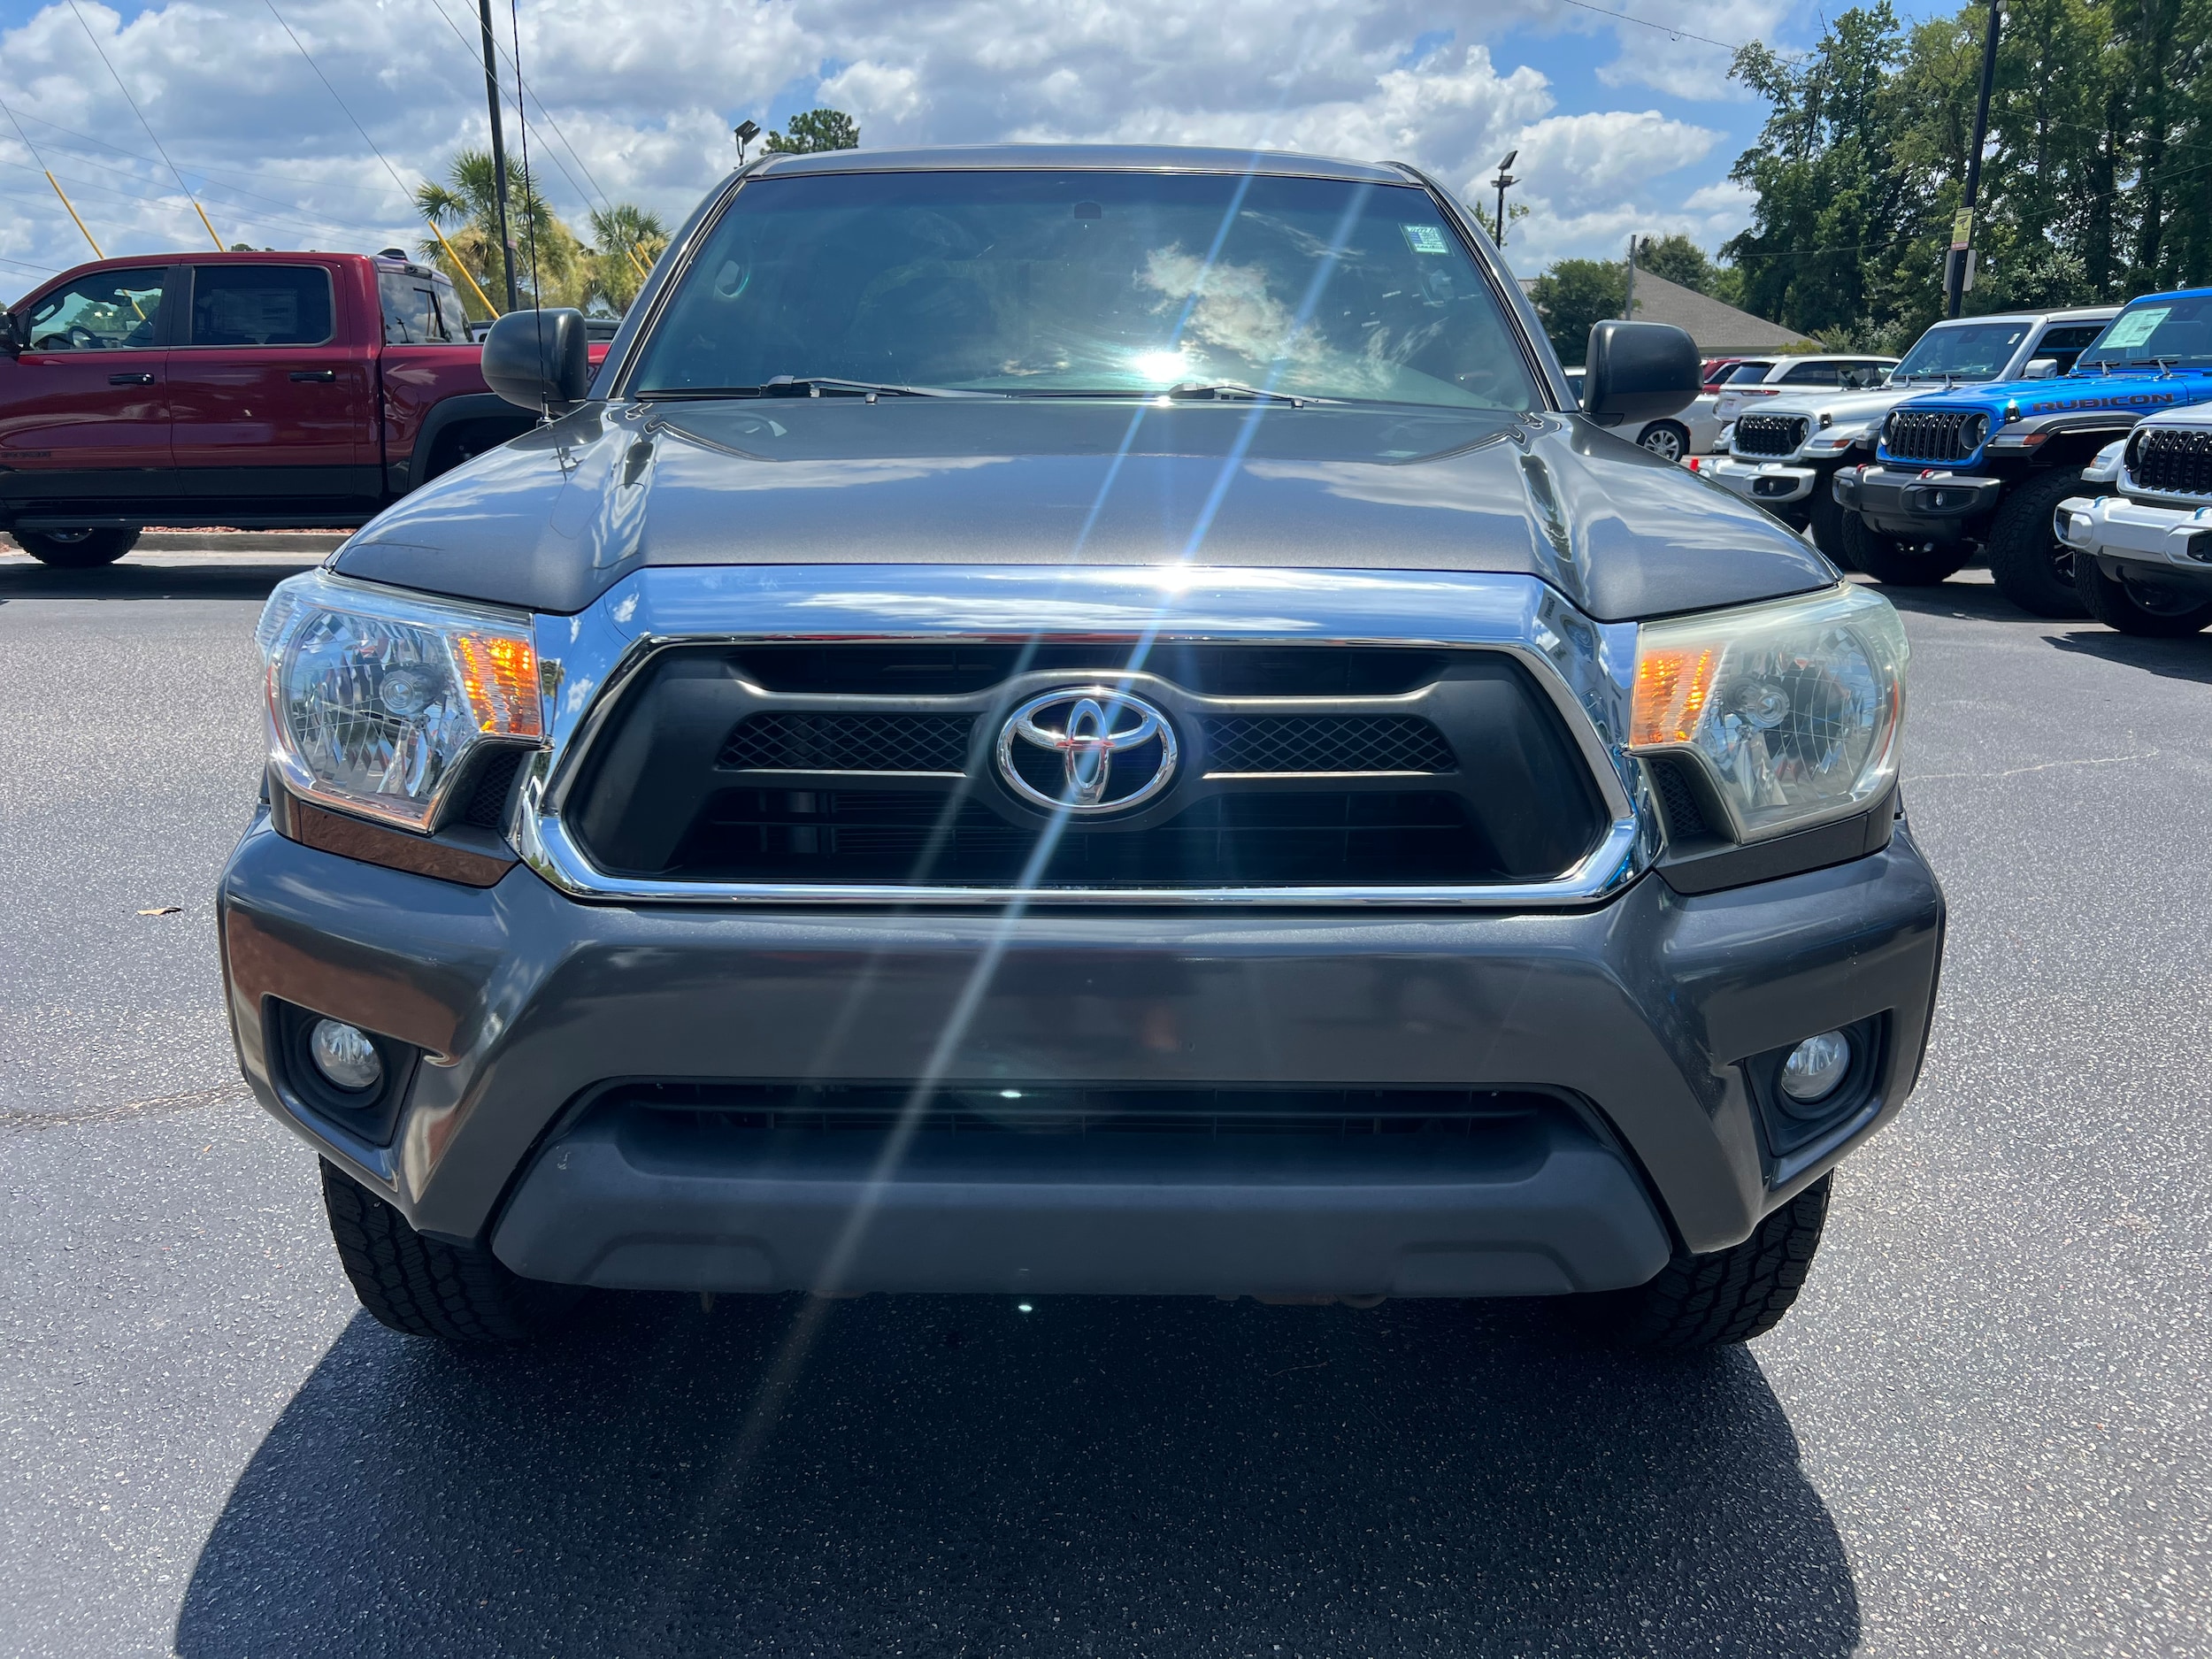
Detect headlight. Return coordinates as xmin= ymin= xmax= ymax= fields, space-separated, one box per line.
xmin=1801 ymin=423 xmax=1868 ymax=453
xmin=255 ymin=570 xmax=542 ymax=832
xmin=2084 ymin=438 xmax=2127 ymax=485
xmin=1629 ymin=583 xmax=1908 ymax=842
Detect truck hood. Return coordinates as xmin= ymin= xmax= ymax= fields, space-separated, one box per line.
xmin=334 ymin=397 xmax=1833 ymax=622
xmin=1886 ymin=368 xmax=2212 ymax=420
xmin=1732 ymin=384 xmax=1916 ymax=433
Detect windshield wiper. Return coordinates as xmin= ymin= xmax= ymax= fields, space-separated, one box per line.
xmin=634 ymin=377 xmax=1003 ymax=401
xmin=1164 ymin=380 xmax=1314 ymax=405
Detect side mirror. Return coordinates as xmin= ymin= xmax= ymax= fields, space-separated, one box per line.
xmin=2021 ymin=357 xmax=2059 ymax=380
xmin=0 ymin=310 xmax=22 ymax=358
xmin=1582 ymin=319 xmax=1701 ymax=426
xmin=482 ymin=308 xmax=590 ymax=413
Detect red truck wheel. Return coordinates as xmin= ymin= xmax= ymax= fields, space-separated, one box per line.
xmin=12 ymin=527 xmax=139 ymax=568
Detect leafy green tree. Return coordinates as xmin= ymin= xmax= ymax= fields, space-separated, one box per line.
xmin=1528 ymin=259 xmax=1629 ymax=364
xmin=416 ymin=150 xmax=581 ymax=318
xmin=1635 ymin=234 xmax=1721 ymax=295
xmin=581 ymin=204 xmax=670 ymax=315
xmin=764 ymin=109 xmax=859 ymax=154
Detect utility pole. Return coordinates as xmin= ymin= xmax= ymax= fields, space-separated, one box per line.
xmin=477 ymin=0 xmax=519 ymax=312
xmin=1490 ymin=150 xmax=1518 ymax=249
xmin=1947 ymin=0 xmax=2003 ymax=319
xmin=1623 ymin=234 xmax=1642 ymax=320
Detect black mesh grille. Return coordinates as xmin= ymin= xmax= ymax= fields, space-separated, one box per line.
xmin=458 ymin=747 xmax=526 ymax=829
xmin=2130 ymin=426 xmax=2212 ymax=495
xmin=720 ymin=712 xmax=973 ymax=772
xmin=1733 ymin=414 xmax=1809 ymax=457
xmin=605 ymin=1080 xmax=1563 ymax=1140
xmin=1646 ymin=757 xmax=1709 ymax=841
xmin=1202 ymin=715 xmax=1454 ymax=773
xmin=673 ymin=788 xmax=1506 ymax=887
xmin=1885 ymin=410 xmax=1985 ymax=464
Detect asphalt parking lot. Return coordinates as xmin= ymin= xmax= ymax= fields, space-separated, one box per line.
xmin=2 ymin=547 xmax=2208 ymax=1657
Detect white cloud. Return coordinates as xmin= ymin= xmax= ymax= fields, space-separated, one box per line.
xmin=0 ymin=0 xmax=1780 ymax=288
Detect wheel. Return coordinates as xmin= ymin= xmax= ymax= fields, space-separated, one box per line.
xmin=1587 ymin=1176 xmax=1831 ymax=1350
xmin=1985 ymin=470 xmax=2093 ymax=618
xmin=1838 ymin=509 xmax=1970 ymax=586
xmin=1807 ymin=481 xmax=1853 ymax=567
xmin=12 ymin=526 xmax=139 ymax=568
xmin=2075 ymin=557 xmax=2212 ymax=636
xmin=320 ymin=1160 xmax=578 ymax=1344
xmin=1637 ymin=421 xmax=1688 ymax=464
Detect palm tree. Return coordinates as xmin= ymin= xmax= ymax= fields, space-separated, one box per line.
xmin=581 ymin=204 xmax=670 ymax=315
xmin=416 ymin=150 xmax=582 ymax=318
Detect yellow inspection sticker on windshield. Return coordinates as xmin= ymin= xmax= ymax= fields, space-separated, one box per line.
xmin=1403 ymin=225 xmax=1451 ymax=255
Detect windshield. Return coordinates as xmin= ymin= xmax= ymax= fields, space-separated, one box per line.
xmin=628 ymin=170 xmax=1542 ymax=411
xmin=1892 ymin=321 xmax=2031 ymax=380
xmin=2077 ymin=294 xmax=2212 ymax=372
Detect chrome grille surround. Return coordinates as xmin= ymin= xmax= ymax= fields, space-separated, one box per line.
xmin=1732 ymin=415 xmax=1809 ymax=458
xmin=514 ymin=565 xmax=1657 ymax=907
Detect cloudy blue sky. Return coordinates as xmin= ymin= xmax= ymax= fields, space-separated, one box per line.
xmin=0 ymin=0 xmax=1945 ymax=296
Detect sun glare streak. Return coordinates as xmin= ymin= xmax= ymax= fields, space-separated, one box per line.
xmin=713 ymin=33 xmax=1333 ymax=1491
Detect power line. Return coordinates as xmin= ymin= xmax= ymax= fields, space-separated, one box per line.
xmin=258 ymin=0 xmax=427 ymax=222
xmin=1549 ymin=0 xmax=1747 ymax=55
xmin=419 ymin=0 xmax=611 ymax=219
xmin=64 ymin=0 xmax=224 ymax=249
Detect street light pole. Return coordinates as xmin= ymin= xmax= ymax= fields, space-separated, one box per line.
xmin=1947 ymin=0 xmax=2003 ymax=319
xmin=1490 ymin=150 xmax=1518 ymax=249
xmin=477 ymin=0 xmax=519 ymax=313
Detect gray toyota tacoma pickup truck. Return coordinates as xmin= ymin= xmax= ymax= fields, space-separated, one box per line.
xmin=220 ymin=146 xmax=1944 ymax=1351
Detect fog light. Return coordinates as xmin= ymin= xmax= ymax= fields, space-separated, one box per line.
xmin=1779 ymin=1032 xmax=1850 ymax=1106
xmin=309 ymin=1019 xmax=382 ymax=1093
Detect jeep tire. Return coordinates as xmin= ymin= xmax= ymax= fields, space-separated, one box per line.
xmin=12 ymin=526 xmax=139 ymax=568
xmin=1808 ymin=483 xmax=1853 ymax=567
xmin=1839 ymin=509 xmax=1969 ymax=586
xmin=2076 ymin=557 xmax=2212 ymax=636
xmin=1588 ymin=1175 xmax=1831 ymax=1349
xmin=321 ymin=1161 xmax=578 ymax=1343
xmin=1985 ymin=470 xmax=2093 ymax=618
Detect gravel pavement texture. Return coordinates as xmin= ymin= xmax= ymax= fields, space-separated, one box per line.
xmin=1 ymin=553 xmax=2207 ymax=1657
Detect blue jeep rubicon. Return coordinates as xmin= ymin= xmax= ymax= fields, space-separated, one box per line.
xmin=1833 ymin=288 xmax=2212 ymax=616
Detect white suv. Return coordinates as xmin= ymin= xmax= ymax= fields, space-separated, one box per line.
xmin=2057 ymin=412 xmax=2212 ymax=636
xmin=1711 ymin=355 xmax=1900 ymax=427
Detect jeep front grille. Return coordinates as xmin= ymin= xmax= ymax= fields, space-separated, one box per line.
xmin=2129 ymin=426 xmax=2212 ymax=495
xmin=563 ymin=644 xmax=1605 ymax=890
xmin=1885 ymin=410 xmax=1985 ymax=465
xmin=1733 ymin=414 xmax=1808 ymax=457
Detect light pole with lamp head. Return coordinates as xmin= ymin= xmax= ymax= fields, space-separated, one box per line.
xmin=1491 ymin=150 xmax=1519 ymax=248
xmin=733 ymin=119 xmax=761 ymax=165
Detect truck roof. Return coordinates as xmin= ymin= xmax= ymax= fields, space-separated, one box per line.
xmin=748 ymin=143 xmax=1413 ymax=184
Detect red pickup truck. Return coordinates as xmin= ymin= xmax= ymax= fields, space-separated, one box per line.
xmin=0 ymin=250 xmax=601 ymax=568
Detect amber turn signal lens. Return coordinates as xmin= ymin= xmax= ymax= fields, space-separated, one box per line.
xmin=453 ymin=633 xmax=542 ymax=737
xmin=1630 ymin=646 xmax=1718 ymax=747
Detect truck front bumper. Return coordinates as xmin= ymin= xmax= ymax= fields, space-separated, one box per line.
xmin=1834 ymin=465 xmax=2005 ymax=541
xmin=219 ymin=814 xmax=1945 ymax=1298
xmin=1703 ymin=456 xmax=1821 ymax=511
xmin=2057 ymin=493 xmax=2212 ymax=598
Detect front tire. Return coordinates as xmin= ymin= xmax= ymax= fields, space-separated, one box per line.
xmin=12 ymin=526 xmax=139 ymax=568
xmin=2075 ymin=557 xmax=2212 ymax=636
xmin=1588 ymin=1176 xmax=1831 ymax=1350
xmin=1839 ymin=509 xmax=1970 ymax=586
xmin=321 ymin=1161 xmax=577 ymax=1344
xmin=1807 ymin=482 xmax=1853 ymax=566
xmin=1637 ymin=421 xmax=1689 ymax=464
xmin=1985 ymin=470 xmax=2093 ymax=618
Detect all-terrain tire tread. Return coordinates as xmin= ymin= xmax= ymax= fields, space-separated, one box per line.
xmin=320 ymin=1160 xmax=563 ymax=1343
xmin=1985 ymin=470 xmax=2093 ymax=618
xmin=2074 ymin=554 xmax=2212 ymax=636
xmin=1605 ymin=1177 xmax=1830 ymax=1350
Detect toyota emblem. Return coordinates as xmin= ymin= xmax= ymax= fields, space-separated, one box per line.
xmin=995 ymin=687 xmax=1178 ymax=814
